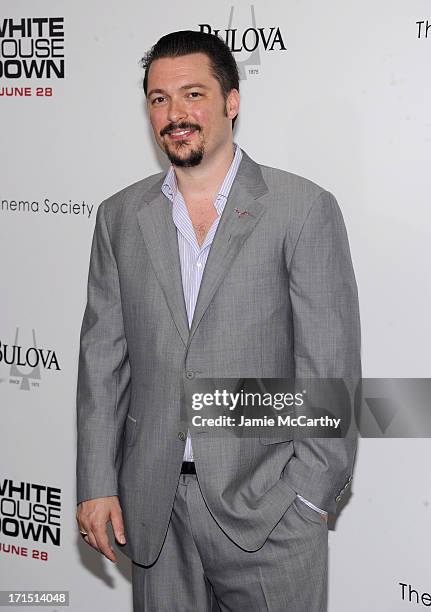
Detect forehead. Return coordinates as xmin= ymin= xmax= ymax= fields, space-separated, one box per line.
xmin=147 ymin=53 xmax=217 ymax=90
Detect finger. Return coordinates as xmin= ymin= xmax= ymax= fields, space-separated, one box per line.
xmin=86 ymin=528 xmax=100 ymax=552
xmin=77 ymin=521 xmax=91 ymax=540
xmin=92 ymin=525 xmax=117 ymax=563
xmin=110 ymin=507 xmax=126 ymax=545
xmin=76 ymin=515 xmax=86 ymax=531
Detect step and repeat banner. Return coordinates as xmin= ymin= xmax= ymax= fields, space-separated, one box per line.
xmin=1 ymin=1 xmax=430 ymax=610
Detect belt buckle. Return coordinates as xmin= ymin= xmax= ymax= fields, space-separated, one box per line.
xmin=181 ymin=461 xmax=196 ymax=475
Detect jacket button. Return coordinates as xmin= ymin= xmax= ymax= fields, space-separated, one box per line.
xmin=335 ymin=494 xmax=342 ymax=503
xmin=185 ymin=371 xmax=195 ymax=379
xmin=178 ymin=431 xmax=186 ymax=441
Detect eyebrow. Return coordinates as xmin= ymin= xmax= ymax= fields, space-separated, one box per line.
xmin=147 ymin=83 xmax=209 ymax=98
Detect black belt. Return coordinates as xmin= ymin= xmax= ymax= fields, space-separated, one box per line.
xmin=181 ymin=461 xmax=196 ymax=475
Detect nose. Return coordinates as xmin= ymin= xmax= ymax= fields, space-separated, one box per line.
xmin=167 ymin=96 xmax=187 ymax=124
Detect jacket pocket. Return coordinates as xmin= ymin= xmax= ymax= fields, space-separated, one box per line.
xmin=292 ymin=497 xmax=327 ymax=526
xmin=124 ymin=413 xmax=137 ymax=447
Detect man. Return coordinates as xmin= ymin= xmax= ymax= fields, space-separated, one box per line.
xmin=76 ymin=30 xmax=361 ymax=611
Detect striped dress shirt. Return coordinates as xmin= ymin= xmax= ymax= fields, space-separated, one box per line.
xmin=162 ymin=143 xmax=242 ymax=463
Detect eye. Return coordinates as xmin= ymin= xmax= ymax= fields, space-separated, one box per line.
xmin=187 ymin=91 xmax=202 ymax=98
xmin=151 ymin=96 xmax=165 ymax=105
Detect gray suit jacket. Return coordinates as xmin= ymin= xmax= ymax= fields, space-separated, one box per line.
xmin=76 ymin=149 xmax=361 ymax=566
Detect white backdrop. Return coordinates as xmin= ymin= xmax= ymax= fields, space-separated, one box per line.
xmin=1 ymin=1 xmax=430 ymax=610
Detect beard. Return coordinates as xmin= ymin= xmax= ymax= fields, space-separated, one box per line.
xmin=163 ymin=141 xmax=205 ymax=167
xmin=160 ymin=122 xmax=204 ymax=167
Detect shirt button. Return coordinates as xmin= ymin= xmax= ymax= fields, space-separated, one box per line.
xmin=178 ymin=431 xmax=186 ymax=441
xmin=196 ymin=261 xmax=202 ymax=268
xmin=186 ymin=371 xmax=195 ymax=379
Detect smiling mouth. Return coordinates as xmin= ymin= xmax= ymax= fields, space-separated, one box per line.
xmin=167 ymin=129 xmax=195 ymax=140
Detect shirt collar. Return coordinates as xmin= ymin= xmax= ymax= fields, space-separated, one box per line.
xmin=162 ymin=143 xmax=242 ymax=216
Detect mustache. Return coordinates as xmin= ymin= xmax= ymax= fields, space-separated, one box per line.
xmin=160 ymin=122 xmax=202 ymax=137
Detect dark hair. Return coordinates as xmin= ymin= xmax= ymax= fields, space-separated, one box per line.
xmin=141 ymin=30 xmax=239 ymax=129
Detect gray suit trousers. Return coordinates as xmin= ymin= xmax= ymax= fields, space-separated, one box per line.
xmin=132 ymin=473 xmax=328 ymax=612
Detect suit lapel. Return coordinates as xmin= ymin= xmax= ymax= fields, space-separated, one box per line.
xmin=136 ymin=178 xmax=190 ymax=346
xmin=135 ymin=150 xmax=269 ymax=348
xmin=188 ymin=151 xmax=268 ymax=344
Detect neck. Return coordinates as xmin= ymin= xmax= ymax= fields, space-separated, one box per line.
xmin=173 ymin=140 xmax=235 ymax=200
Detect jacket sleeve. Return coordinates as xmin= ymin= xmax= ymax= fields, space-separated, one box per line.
xmin=282 ymin=189 xmax=361 ymax=514
xmin=76 ymin=201 xmax=131 ymax=504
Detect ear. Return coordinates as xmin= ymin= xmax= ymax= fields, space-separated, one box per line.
xmin=226 ymin=89 xmax=240 ymax=121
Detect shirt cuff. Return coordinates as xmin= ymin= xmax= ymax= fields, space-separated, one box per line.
xmin=296 ymin=494 xmax=328 ymax=516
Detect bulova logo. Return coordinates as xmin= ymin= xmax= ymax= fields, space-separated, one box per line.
xmin=198 ymin=5 xmax=287 ymax=79
xmin=0 ymin=328 xmax=60 ymax=390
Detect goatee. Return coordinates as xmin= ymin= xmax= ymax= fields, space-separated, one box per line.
xmin=163 ymin=142 xmax=205 ymax=167
xmin=160 ymin=122 xmax=204 ymax=167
